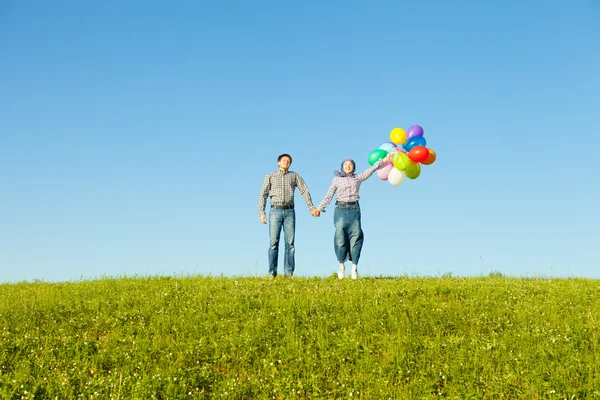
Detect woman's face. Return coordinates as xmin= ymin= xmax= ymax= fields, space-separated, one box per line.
xmin=343 ymin=161 xmax=355 ymax=174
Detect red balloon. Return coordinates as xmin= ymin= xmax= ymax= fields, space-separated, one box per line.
xmin=408 ymin=146 xmax=429 ymax=163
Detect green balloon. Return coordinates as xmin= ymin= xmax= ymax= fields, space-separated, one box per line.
xmin=368 ymin=149 xmax=388 ymax=166
xmin=404 ymin=161 xmax=421 ymax=179
xmin=392 ymin=152 xmax=410 ymax=171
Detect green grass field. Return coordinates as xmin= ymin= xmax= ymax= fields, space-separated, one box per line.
xmin=1 ymin=275 xmax=599 ymax=399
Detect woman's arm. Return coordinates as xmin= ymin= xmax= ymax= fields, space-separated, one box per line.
xmin=317 ymin=179 xmax=338 ymax=211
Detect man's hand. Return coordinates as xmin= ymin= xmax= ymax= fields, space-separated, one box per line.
xmin=311 ymin=209 xmax=321 ymax=217
xmin=260 ymin=214 xmax=267 ymax=224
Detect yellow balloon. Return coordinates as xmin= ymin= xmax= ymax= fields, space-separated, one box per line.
xmin=390 ymin=128 xmax=407 ymax=145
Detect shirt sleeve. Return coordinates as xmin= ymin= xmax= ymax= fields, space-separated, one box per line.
xmin=295 ymin=173 xmax=316 ymax=211
xmin=317 ymin=178 xmax=338 ymax=211
xmin=356 ymin=159 xmax=384 ymax=182
xmin=258 ymin=174 xmax=270 ymax=216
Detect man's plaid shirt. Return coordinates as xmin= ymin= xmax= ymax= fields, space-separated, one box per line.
xmin=258 ymin=169 xmax=316 ymax=216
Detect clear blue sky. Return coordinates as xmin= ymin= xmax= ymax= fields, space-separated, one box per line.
xmin=2 ymin=0 xmax=599 ymax=283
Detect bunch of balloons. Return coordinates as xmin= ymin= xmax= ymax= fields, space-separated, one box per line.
xmin=367 ymin=125 xmax=437 ymax=186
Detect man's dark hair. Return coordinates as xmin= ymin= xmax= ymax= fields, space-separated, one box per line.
xmin=278 ymin=154 xmax=292 ymax=163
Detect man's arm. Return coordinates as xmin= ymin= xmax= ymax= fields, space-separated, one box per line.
xmin=258 ymin=174 xmax=270 ymax=223
xmin=295 ymin=173 xmax=316 ymax=212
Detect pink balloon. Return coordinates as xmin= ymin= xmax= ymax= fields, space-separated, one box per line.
xmin=377 ymin=162 xmax=394 ymax=180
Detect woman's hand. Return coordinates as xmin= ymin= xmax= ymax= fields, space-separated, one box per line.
xmin=383 ymin=151 xmax=395 ymax=163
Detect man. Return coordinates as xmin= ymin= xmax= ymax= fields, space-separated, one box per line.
xmin=258 ymin=153 xmax=320 ymax=279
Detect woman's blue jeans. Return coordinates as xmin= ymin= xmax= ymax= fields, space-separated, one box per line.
xmin=268 ymin=208 xmax=296 ymax=276
xmin=333 ymin=204 xmax=364 ymax=264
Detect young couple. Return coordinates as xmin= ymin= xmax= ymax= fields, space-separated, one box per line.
xmin=258 ymin=152 xmax=394 ymax=280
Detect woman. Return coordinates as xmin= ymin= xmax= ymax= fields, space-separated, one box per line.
xmin=316 ymin=153 xmax=393 ymax=279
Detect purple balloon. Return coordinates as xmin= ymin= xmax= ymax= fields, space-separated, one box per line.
xmin=407 ymin=125 xmax=424 ymax=139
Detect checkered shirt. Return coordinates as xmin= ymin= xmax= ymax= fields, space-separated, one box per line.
xmin=317 ymin=160 xmax=382 ymax=211
xmin=258 ymin=169 xmax=316 ymax=216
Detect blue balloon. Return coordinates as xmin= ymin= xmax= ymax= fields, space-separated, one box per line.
xmin=379 ymin=142 xmax=396 ymax=152
xmin=404 ymin=136 xmax=426 ymax=151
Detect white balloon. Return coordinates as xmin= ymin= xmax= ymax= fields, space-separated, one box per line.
xmin=387 ymin=168 xmax=405 ymax=186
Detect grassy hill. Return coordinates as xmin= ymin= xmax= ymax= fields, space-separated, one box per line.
xmin=1 ymin=275 xmax=599 ymax=399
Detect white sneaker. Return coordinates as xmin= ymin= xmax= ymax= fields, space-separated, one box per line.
xmin=351 ymin=265 xmax=358 ymax=280
xmin=338 ymin=265 xmax=345 ymax=280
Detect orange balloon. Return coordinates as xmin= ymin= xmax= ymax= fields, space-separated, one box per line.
xmin=421 ymin=149 xmax=437 ymax=165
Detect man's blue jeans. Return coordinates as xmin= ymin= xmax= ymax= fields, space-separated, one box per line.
xmin=268 ymin=208 xmax=296 ymax=276
xmin=333 ymin=204 xmax=364 ymax=264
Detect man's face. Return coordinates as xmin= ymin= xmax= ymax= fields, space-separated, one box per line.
xmin=278 ymin=156 xmax=291 ymax=171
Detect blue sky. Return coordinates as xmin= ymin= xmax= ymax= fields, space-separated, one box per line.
xmin=1 ymin=0 xmax=599 ymax=283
